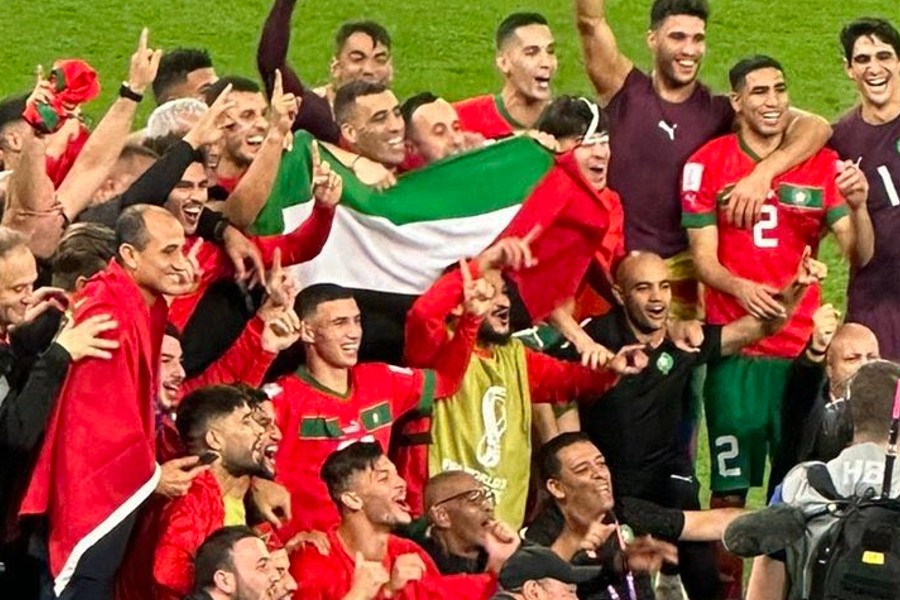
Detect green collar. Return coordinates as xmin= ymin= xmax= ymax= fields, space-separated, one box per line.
xmin=493 ymin=94 xmax=527 ymax=130
xmin=294 ymin=365 xmax=352 ymax=400
xmin=737 ymin=133 xmax=763 ymax=163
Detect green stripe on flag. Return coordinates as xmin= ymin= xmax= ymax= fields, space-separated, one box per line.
xmin=253 ymin=132 xmax=554 ymax=235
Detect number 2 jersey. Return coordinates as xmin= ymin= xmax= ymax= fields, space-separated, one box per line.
xmin=681 ymin=134 xmax=848 ymax=358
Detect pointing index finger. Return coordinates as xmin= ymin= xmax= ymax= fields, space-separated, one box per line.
xmin=138 ymin=27 xmax=149 ymax=54
xmin=311 ymin=140 xmax=322 ymax=167
xmin=459 ymin=258 xmax=474 ymax=288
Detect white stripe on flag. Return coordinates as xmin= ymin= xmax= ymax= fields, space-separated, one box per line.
xmin=283 ymin=202 xmax=521 ymax=294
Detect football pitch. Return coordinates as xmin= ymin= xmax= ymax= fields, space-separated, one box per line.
xmin=1 ymin=0 xmax=894 ymax=509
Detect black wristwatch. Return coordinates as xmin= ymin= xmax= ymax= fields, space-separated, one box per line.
xmin=119 ymin=82 xmax=144 ymax=103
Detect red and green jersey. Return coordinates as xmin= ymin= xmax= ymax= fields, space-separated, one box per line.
xmin=681 ymin=134 xmax=848 ymax=358
xmin=453 ymin=94 xmax=519 ymax=140
xmin=270 ymin=364 xmax=436 ymax=539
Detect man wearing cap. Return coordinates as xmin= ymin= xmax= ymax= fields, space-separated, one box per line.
xmin=491 ymin=545 xmax=602 ymax=600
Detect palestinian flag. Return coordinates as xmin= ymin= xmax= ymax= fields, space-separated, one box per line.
xmin=255 ymin=133 xmax=554 ymax=363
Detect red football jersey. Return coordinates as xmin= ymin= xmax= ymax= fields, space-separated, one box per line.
xmin=453 ymin=94 xmax=518 ymax=140
xmin=681 ymin=134 xmax=848 ymax=357
xmin=270 ymin=364 xmax=435 ymax=539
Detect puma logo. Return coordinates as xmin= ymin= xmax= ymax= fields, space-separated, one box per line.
xmin=658 ymin=120 xmax=678 ymax=140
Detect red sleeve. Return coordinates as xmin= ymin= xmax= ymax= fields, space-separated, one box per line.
xmin=153 ymin=490 xmax=213 ymax=600
xmin=252 ymin=203 xmax=335 ymax=267
xmin=403 ymin=262 xmax=482 ymax=368
xmin=181 ymin=316 xmax=277 ymax=395
xmin=525 ymin=349 xmax=619 ymax=404
xmin=681 ymin=148 xmax=719 ymax=229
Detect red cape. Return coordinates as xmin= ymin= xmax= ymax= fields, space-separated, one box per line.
xmin=498 ymin=149 xmax=625 ymax=321
xmin=20 ymin=260 xmax=167 ymax=596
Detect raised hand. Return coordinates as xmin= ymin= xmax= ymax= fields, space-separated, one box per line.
xmin=476 ymin=226 xmax=540 ymax=273
xmin=579 ymin=519 xmax=617 ymax=558
xmin=127 ymin=28 xmax=163 ymax=95
xmin=460 ymin=258 xmax=497 ymax=319
xmin=346 ymin=552 xmax=390 ymax=600
xmin=259 ymin=249 xmax=302 ymax=353
xmin=622 ymin=535 xmax=679 ymax=573
xmin=483 ymin=519 xmax=521 ymax=574
xmin=666 ymin=319 xmax=704 ymax=354
xmin=55 ymin=314 xmax=120 ymax=361
xmin=269 ymin=69 xmax=300 ymax=137
xmin=606 ymin=343 xmax=649 ymax=375
xmin=222 ymin=224 xmax=266 ymax=289
xmin=385 ymin=553 xmax=426 ymax=597
xmin=577 ymin=339 xmax=615 ymax=370
xmin=835 ymin=159 xmax=869 ymax=211
xmin=285 ymin=530 xmax=331 ymax=556
xmin=27 ymin=65 xmax=54 ymax=108
xmin=311 ymin=141 xmax=343 ymax=208
xmin=183 ymin=83 xmax=236 ymax=149
xmin=155 ymin=455 xmax=209 ymax=498
xmin=810 ymin=303 xmax=840 ymax=355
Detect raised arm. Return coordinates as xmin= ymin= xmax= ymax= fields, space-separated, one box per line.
xmin=830 ymin=160 xmax=874 ymax=268
xmin=221 ymin=71 xmax=297 ymax=229
xmin=574 ymin=0 xmax=634 ymax=106
xmin=57 ymin=29 xmax=162 ymax=221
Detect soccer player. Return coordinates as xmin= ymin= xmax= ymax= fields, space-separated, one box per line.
xmin=257 ymin=0 xmax=393 ymax=143
xmin=153 ymin=385 xmax=271 ymax=600
xmin=681 ymin=55 xmax=875 ymax=594
xmin=151 ymin=48 xmax=218 ymax=105
xmin=293 ymin=441 xmax=509 ymax=598
xmin=547 ymin=250 xmax=821 ymax=600
xmin=401 ymin=92 xmax=485 ymax=168
xmin=455 ymin=12 xmax=557 ymax=139
xmin=267 ymin=267 xmax=493 ymax=540
xmin=400 ymin=241 xmax=647 ymax=527
xmin=830 ymin=18 xmax=900 ymax=359
xmin=574 ymin=0 xmax=832 ymax=318
xmin=20 ymin=205 xmax=201 ymax=599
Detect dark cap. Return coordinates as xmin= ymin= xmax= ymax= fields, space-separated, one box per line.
xmin=498 ymin=544 xmax=602 ymax=590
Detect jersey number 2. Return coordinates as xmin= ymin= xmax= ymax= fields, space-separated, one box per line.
xmin=752 ymin=205 xmax=778 ymax=248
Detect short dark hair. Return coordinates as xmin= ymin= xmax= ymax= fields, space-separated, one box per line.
xmin=176 ymin=385 xmax=250 ymax=451
xmin=164 ymin=322 xmax=181 ymax=340
xmin=320 ymin=441 xmax=384 ymax=507
xmin=840 ymin=18 xmax=900 ymax=63
xmin=205 ymin=76 xmax=261 ymax=106
xmin=400 ymin=92 xmax=439 ymax=131
xmin=0 ymin=94 xmax=27 ymax=136
xmin=496 ymin=12 xmax=549 ymax=49
xmin=296 ymin=284 xmax=356 ymax=320
xmin=229 ymin=382 xmax=270 ymax=410
xmin=51 ymin=223 xmax=116 ymax=291
xmin=333 ymin=80 xmax=390 ymax=126
xmin=115 ymin=205 xmax=153 ymax=252
xmin=152 ymin=48 xmax=214 ymax=104
xmin=192 ymin=526 xmax=259 ymax=594
xmin=537 ymin=431 xmax=593 ymax=484
xmin=335 ymin=21 xmax=392 ymax=53
xmin=729 ymin=55 xmax=785 ymax=91
xmin=649 ymin=0 xmax=709 ymax=29
xmin=849 ymin=361 xmax=900 ymax=440
xmin=537 ymin=95 xmax=608 ymax=140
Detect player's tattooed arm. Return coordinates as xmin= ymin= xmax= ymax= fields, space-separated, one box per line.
xmin=575 ymin=0 xmax=634 ymax=106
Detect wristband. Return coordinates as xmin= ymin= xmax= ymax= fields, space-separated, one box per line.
xmin=119 ymin=82 xmax=143 ymax=103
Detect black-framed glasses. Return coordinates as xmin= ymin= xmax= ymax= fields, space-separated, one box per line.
xmin=432 ymin=486 xmax=495 ymax=508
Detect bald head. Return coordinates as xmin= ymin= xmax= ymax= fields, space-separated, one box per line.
xmin=826 ymin=323 xmax=880 ymax=397
xmin=613 ymin=252 xmax=671 ymax=335
xmin=424 ymin=471 xmax=480 ymax=512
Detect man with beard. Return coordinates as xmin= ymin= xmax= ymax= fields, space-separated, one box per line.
xmin=185 ymin=526 xmax=281 ymax=600
xmin=400 ymin=93 xmax=485 ymax=169
xmin=526 ymin=433 xmax=746 ymax=600
xmin=574 ymin=0 xmax=832 ymax=320
xmin=830 ymin=18 xmax=900 ymax=359
xmin=682 ymin=55 xmax=875 ymax=595
xmin=153 ymin=385 xmax=273 ymax=600
xmin=455 ymin=13 xmax=557 ymax=139
xmin=399 ymin=239 xmax=648 ymax=527
xmin=294 ymin=441 xmax=512 ymax=599
xmin=547 ymin=250 xmax=821 ymax=599
xmin=258 ymin=0 xmax=393 ymax=144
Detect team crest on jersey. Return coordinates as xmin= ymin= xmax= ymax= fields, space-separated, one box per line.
xmin=656 ymin=352 xmax=674 ymax=375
